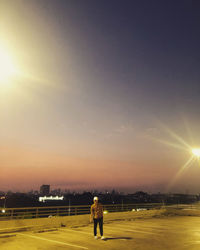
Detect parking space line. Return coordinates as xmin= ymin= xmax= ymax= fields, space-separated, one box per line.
xmin=109 ymin=222 xmax=160 ymax=229
xmin=60 ymin=228 xmax=91 ymax=235
xmin=18 ymin=233 xmax=88 ymax=249
xmin=122 ymin=222 xmax=170 ymax=229
xmin=60 ymin=227 xmax=127 ymax=240
xmin=104 ymin=224 xmax=158 ymax=235
xmin=61 ymin=227 xmax=115 ymax=237
xmin=113 ymin=223 xmax=167 ymax=231
xmin=62 ymin=223 xmax=157 ymax=236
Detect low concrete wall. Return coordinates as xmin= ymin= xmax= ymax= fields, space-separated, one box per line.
xmin=0 ymin=209 xmax=166 ymax=233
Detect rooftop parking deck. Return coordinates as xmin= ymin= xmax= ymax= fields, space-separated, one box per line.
xmin=1 ymin=216 xmax=200 ymax=249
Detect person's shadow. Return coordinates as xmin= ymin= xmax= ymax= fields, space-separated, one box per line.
xmin=104 ymin=237 xmax=132 ymax=241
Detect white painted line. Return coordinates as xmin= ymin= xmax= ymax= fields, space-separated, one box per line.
xmin=68 ymin=225 xmax=124 ymax=236
xmin=60 ymin=228 xmax=126 ymax=241
xmin=61 ymin=228 xmax=91 ymax=235
xmin=18 ymin=233 xmax=88 ymax=249
xmin=122 ymin=222 xmax=171 ymax=230
xmin=189 ymin=241 xmax=200 ymax=244
xmin=61 ymin=227 xmax=112 ymax=237
xmin=184 ymin=241 xmax=200 ymax=247
xmin=104 ymin=224 xmax=158 ymax=235
xmin=114 ymin=223 xmax=167 ymax=231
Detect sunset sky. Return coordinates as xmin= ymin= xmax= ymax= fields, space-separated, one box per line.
xmin=0 ymin=0 xmax=200 ymax=193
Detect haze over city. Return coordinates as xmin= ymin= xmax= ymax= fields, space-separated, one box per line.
xmin=0 ymin=0 xmax=200 ymax=193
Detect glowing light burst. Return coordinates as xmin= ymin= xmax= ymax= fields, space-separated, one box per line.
xmin=0 ymin=41 xmax=42 ymax=103
xmin=158 ymin=123 xmax=192 ymax=150
xmin=0 ymin=47 xmax=17 ymax=86
xmin=192 ymin=148 xmax=200 ymax=157
xmin=152 ymin=138 xmax=188 ymax=151
xmin=166 ymin=156 xmax=195 ymax=191
xmin=152 ymin=122 xmax=200 ymax=191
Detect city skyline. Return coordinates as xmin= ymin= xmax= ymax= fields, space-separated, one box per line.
xmin=0 ymin=1 xmax=200 ymax=193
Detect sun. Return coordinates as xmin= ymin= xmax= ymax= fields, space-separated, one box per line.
xmin=0 ymin=47 xmax=16 ymax=86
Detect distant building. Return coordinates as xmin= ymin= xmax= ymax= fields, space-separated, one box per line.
xmin=51 ymin=189 xmax=61 ymax=196
xmin=40 ymin=185 xmax=50 ymax=196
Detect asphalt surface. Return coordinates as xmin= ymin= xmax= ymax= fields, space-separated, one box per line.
xmin=1 ymin=216 xmax=200 ymax=249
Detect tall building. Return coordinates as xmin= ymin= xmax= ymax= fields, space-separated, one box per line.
xmin=40 ymin=185 xmax=50 ymax=196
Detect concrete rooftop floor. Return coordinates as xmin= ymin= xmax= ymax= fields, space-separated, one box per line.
xmin=1 ymin=216 xmax=200 ymax=249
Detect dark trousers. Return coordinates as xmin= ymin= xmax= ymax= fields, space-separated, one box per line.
xmin=93 ymin=217 xmax=103 ymax=236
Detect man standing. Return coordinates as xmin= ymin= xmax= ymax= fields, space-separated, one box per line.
xmin=90 ymin=196 xmax=105 ymax=240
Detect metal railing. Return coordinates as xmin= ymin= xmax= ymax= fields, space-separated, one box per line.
xmin=0 ymin=203 xmax=163 ymax=221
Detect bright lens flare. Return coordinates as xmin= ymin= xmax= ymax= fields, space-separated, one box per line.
xmin=0 ymin=47 xmax=16 ymax=86
xmin=192 ymin=148 xmax=200 ymax=157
